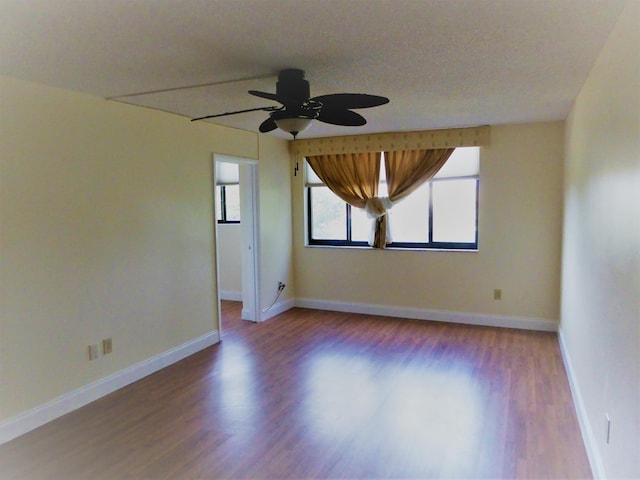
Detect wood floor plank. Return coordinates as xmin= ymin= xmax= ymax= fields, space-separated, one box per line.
xmin=0 ymin=302 xmax=592 ymax=479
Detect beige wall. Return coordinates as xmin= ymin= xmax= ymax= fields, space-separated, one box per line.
xmin=0 ymin=75 xmax=290 ymax=423
xmin=258 ymin=135 xmax=295 ymax=312
xmin=292 ymin=122 xmax=564 ymax=323
xmin=561 ymin=2 xmax=640 ymax=478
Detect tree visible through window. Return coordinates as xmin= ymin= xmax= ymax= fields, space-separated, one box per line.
xmin=306 ymin=147 xmax=479 ymax=249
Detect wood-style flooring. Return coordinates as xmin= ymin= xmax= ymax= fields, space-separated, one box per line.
xmin=0 ymin=301 xmax=591 ymax=479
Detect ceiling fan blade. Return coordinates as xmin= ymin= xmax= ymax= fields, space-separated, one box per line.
xmin=310 ymin=93 xmax=389 ymax=110
xmin=249 ymin=90 xmax=297 ymax=107
xmin=259 ymin=117 xmax=278 ymax=133
xmin=317 ymin=109 xmax=367 ymax=126
xmin=191 ymin=105 xmax=280 ymax=122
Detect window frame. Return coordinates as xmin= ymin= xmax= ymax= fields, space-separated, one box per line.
xmin=306 ymin=173 xmax=479 ymax=251
xmin=306 ymin=193 xmax=369 ymax=247
xmin=216 ymin=185 xmax=241 ymax=224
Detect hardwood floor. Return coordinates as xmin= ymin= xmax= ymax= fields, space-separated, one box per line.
xmin=220 ymin=299 xmax=254 ymax=335
xmin=0 ymin=303 xmax=591 ymax=479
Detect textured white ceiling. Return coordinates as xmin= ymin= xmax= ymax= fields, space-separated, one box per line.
xmin=0 ymin=0 xmax=626 ymax=139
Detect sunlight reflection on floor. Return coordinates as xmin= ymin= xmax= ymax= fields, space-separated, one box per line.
xmin=215 ymin=342 xmax=259 ymax=431
xmin=302 ymin=352 xmax=483 ymax=476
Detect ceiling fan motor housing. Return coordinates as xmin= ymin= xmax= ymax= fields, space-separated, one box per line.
xmin=276 ymin=69 xmax=310 ymax=102
xmin=195 ymin=67 xmax=389 ymax=134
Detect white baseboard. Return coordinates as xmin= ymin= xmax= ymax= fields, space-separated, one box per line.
xmin=294 ymin=298 xmax=558 ymax=332
xmin=261 ymin=298 xmax=295 ymax=321
xmin=558 ymin=328 xmax=604 ymax=478
xmin=219 ymin=290 xmax=242 ymax=301
xmin=0 ymin=330 xmax=219 ymax=445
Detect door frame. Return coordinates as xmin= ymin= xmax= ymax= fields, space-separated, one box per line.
xmin=212 ymin=154 xmax=260 ymax=336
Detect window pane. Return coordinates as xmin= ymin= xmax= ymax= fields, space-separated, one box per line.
xmin=432 ymin=179 xmax=477 ymax=243
xmin=310 ymin=187 xmax=347 ymax=240
xmin=351 ymin=206 xmax=370 ymax=242
xmin=434 ymin=147 xmax=479 ymax=178
xmin=389 ymin=183 xmax=429 ymax=242
xmin=224 ymin=185 xmax=241 ymax=221
xmin=215 ymin=186 xmax=223 ymax=221
xmin=304 ymin=160 xmax=324 ymax=186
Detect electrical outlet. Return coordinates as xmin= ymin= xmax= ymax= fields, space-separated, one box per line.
xmin=278 ymin=282 xmax=286 ymax=291
xmin=493 ymin=288 xmax=502 ymax=300
xmin=102 ymin=338 xmax=113 ymax=355
xmin=88 ymin=344 xmax=99 ymax=361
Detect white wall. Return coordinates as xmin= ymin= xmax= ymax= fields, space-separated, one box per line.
xmin=560 ymin=2 xmax=640 ymax=478
xmin=292 ymin=122 xmax=565 ymax=327
xmin=217 ymin=224 xmax=242 ymax=299
xmin=0 ymin=75 xmax=290 ymax=431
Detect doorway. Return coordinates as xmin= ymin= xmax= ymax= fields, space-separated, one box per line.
xmin=213 ymin=154 xmax=260 ymax=337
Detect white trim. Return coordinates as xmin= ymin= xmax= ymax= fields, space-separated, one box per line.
xmin=294 ymin=298 xmax=558 ymax=332
xmin=247 ymin=162 xmax=261 ymax=322
xmin=213 ymin=154 xmax=261 ymax=327
xmin=241 ymin=307 xmax=253 ymax=321
xmin=261 ymin=298 xmax=295 ymax=321
xmin=558 ymin=328 xmax=604 ymax=479
xmin=0 ymin=331 xmax=219 ymax=445
xmin=219 ymin=290 xmax=242 ymax=301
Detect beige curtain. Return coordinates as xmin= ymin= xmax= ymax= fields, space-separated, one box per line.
xmin=369 ymin=148 xmax=454 ymax=248
xmin=305 ymin=152 xmax=381 ymax=208
xmin=385 ymin=148 xmax=454 ymax=202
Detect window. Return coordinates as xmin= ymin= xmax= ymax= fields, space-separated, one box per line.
xmin=306 ymin=147 xmax=479 ymax=249
xmin=216 ymin=162 xmax=241 ymax=224
xmin=216 ymin=185 xmax=241 ymax=223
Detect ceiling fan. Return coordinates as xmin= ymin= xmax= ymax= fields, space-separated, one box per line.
xmin=191 ymin=68 xmax=389 ymax=138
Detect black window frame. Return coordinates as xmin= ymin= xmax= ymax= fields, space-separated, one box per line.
xmin=216 ymin=185 xmax=241 ymax=224
xmin=307 ymin=176 xmax=479 ymax=250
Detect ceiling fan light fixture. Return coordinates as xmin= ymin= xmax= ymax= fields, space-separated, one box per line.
xmin=274 ymin=117 xmax=314 ymax=137
xmin=272 ymin=110 xmax=316 ymax=137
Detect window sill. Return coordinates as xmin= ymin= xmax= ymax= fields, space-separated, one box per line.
xmin=305 ymin=244 xmax=478 ymax=253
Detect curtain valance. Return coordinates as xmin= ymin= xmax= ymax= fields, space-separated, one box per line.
xmin=294 ymin=126 xmax=489 ymax=157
